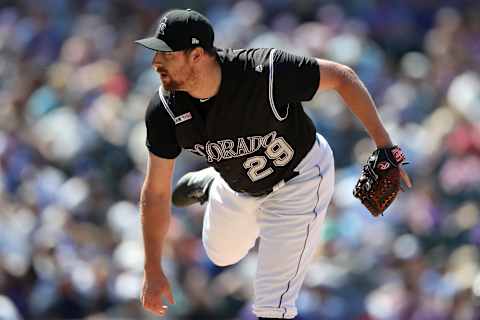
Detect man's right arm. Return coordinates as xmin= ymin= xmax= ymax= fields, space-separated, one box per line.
xmin=140 ymin=152 xmax=175 ymax=316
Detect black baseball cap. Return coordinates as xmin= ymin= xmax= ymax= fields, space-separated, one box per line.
xmin=135 ymin=9 xmax=214 ymax=52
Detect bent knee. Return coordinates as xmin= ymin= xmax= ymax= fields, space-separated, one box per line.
xmin=203 ymin=241 xmax=250 ymax=267
xmin=209 ymin=254 xmax=240 ymax=267
xmin=204 ymin=247 xmax=245 ymax=267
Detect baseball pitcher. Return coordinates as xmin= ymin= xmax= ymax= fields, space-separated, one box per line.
xmin=135 ymin=9 xmax=412 ymax=319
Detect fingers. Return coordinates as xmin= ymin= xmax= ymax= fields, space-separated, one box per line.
xmin=141 ymin=285 xmax=175 ymax=317
xmin=142 ymin=294 xmax=170 ymax=317
xmin=144 ymin=303 xmax=168 ymax=317
xmin=399 ymin=167 xmax=412 ymax=189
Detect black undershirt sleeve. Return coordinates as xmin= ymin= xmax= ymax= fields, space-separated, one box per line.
xmin=272 ymin=49 xmax=320 ymax=105
xmin=144 ymin=93 xmax=181 ymax=159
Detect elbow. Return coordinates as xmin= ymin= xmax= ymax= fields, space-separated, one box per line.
xmin=336 ymin=64 xmax=361 ymax=92
xmin=339 ymin=64 xmax=358 ymax=83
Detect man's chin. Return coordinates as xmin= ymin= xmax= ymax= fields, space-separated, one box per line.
xmin=161 ymin=80 xmax=184 ymax=91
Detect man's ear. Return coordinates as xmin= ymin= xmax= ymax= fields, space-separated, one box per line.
xmin=190 ymin=47 xmax=204 ymax=63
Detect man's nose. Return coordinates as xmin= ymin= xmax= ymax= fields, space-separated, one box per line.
xmin=152 ymin=52 xmax=162 ymax=66
xmin=152 ymin=61 xmax=163 ymax=71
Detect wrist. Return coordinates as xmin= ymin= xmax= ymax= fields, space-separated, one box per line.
xmin=366 ymin=123 xmax=392 ymax=148
xmin=144 ymin=258 xmax=162 ymax=273
xmin=372 ymin=132 xmax=393 ymax=149
xmin=376 ymin=142 xmax=394 ymax=149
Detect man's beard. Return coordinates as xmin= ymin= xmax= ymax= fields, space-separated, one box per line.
xmin=161 ymin=78 xmax=183 ymax=91
xmin=160 ymin=68 xmax=195 ymax=91
xmin=160 ymin=74 xmax=185 ymax=91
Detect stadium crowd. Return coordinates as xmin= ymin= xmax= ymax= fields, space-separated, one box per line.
xmin=0 ymin=0 xmax=479 ymax=319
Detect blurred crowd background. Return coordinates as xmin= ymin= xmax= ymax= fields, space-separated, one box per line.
xmin=1 ymin=0 xmax=479 ymax=319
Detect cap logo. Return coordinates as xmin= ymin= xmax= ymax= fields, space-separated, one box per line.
xmin=157 ymin=17 xmax=167 ymax=36
xmin=192 ymin=37 xmax=200 ymax=44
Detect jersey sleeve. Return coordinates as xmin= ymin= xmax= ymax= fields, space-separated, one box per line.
xmin=271 ymin=49 xmax=320 ymax=105
xmin=144 ymin=92 xmax=181 ymax=159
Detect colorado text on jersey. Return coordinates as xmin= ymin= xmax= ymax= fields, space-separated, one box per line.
xmin=185 ymin=131 xmax=295 ymax=182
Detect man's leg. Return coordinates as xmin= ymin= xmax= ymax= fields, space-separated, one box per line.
xmin=202 ymin=173 xmax=262 ymax=266
xmin=253 ymin=134 xmax=335 ymax=319
xmin=172 ymin=167 xmax=261 ymax=266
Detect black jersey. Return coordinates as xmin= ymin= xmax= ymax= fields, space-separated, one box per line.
xmin=145 ymin=48 xmax=320 ymax=195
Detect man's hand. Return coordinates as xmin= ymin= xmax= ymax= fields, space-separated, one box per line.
xmin=141 ymin=269 xmax=175 ymax=317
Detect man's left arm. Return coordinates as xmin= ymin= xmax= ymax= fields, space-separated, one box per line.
xmin=271 ymin=50 xmax=394 ymax=147
xmin=316 ymin=59 xmax=392 ymax=148
xmin=316 ymin=58 xmax=412 ymax=188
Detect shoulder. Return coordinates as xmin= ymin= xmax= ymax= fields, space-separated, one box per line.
xmin=271 ymin=49 xmax=319 ymax=67
xmin=219 ymin=48 xmax=318 ymax=73
xmin=218 ymin=48 xmax=274 ymax=72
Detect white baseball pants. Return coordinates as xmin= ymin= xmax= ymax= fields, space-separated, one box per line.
xmin=202 ymin=133 xmax=335 ymax=319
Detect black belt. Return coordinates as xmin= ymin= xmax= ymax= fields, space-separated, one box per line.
xmin=239 ymin=171 xmax=300 ymax=197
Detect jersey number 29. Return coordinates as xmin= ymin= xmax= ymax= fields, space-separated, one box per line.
xmin=243 ymin=137 xmax=294 ymax=182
